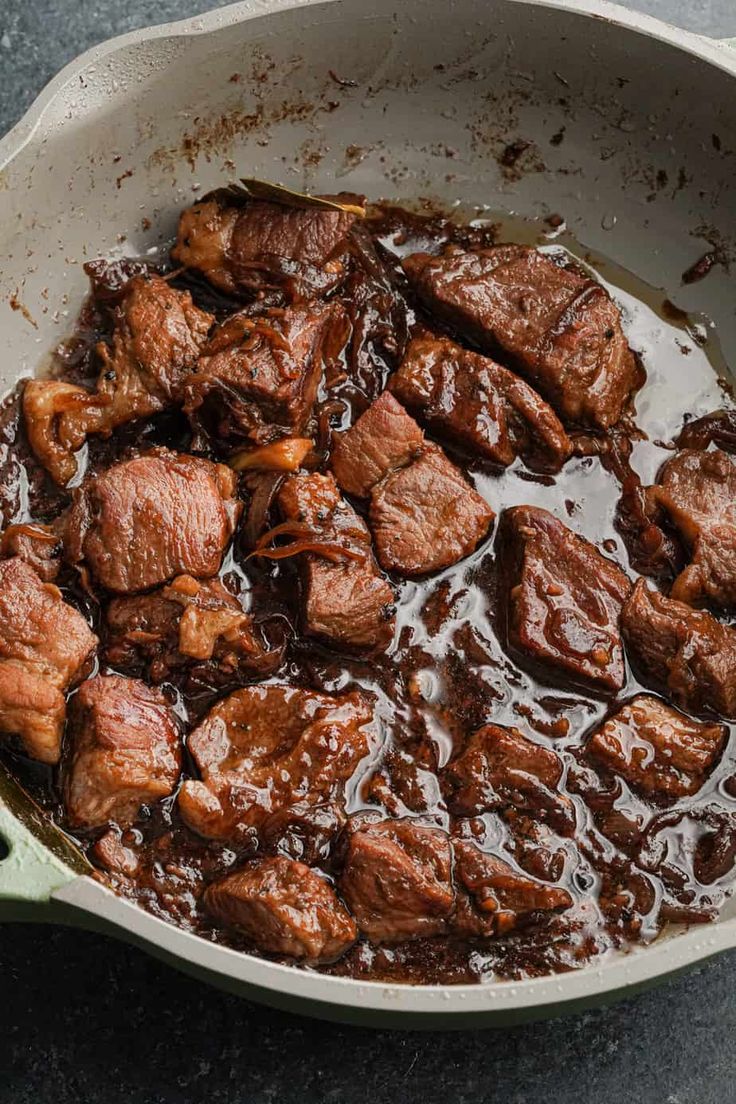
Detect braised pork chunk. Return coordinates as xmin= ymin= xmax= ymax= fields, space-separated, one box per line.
xmin=59 ymin=450 xmax=240 ymax=593
xmin=340 ymin=819 xmax=454 ymax=942
xmin=23 ymin=276 xmax=212 ymax=485
xmin=172 ymin=193 xmax=359 ymax=297
xmin=587 ymin=694 xmax=725 ymax=800
xmin=403 ymin=245 xmax=641 ymax=430
xmin=204 ymin=856 xmax=357 ymax=962
xmin=390 ymin=334 xmax=572 ymax=470
xmin=621 ymin=579 xmax=736 ymax=717
xmin=183 ymin=302 xmax=345 ymax=444
xmin=0 ymin=558 xmax=96 ymax=763
xmin=646 ymin=448 xmax=736 ymax=608
xmin=452 ymin=840 xmax=573 ymax=937
xmin=178 ymin=684 xmax=372 ymax=842
xmin=443 ymin=723 xmax=573 ymax=831
xmin=64 ymin=674 xmax=181 ymax=828
xmin=503 ymin=505 xmax=631 ymax=692
xmin=276 ymin=471 xmax=395 ymax=652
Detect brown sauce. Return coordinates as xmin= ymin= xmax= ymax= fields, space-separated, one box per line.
xmin=1 ymin=202 xmax=735 ymax=985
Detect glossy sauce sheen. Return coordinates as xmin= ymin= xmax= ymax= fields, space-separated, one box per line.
xmin=2 ymin=204 xmax=735 ymax=985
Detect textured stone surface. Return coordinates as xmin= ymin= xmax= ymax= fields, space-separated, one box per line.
xmin=2 ymin=2 xmax=736 ymax=1102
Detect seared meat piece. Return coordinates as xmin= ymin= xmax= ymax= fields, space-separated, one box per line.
xmin=332 ymin=392 xmax=493 ymax=576
xmin=204 ymin=855 xmax=357 ymax=962
xmin=340 ymin=819 xmax=454 ymax=942
xmin=276 ymin=471 xmax=395 ymax=652
xmin=587 ymin=694 xmax=726 ymax=800
xmin=443 ymin=723 xmax=573 ymax=831
xmin=452 ymin=839 xmax=573 ymax=937
xmin=390 ymin=334 xmax=572 ymax=470
xmin=105 ymin=575 xmax=281 ymax=682
xmin=370 ymin=444 xmax=494 ymax=576
xmin=64 ymin=674 xmax=181 ymax=828
xmin=0 ymin=522 xmax=60 ymax=581
xmin=183 ymin=302 xmax=344 ymax=445
xmin=645 ymin=448 xmax=736 ymax=608
xmin=0 ymin=558 xmax=96 ymax=763
xmin=621 ymin=579 xmax=736 ymax=717
xmin=502 ymin=505 xmax=631 ymax=692
xmin=402 ymin=245 xmax=640 ymax=430
xmin=59 ymin=450 xmax=241 ymax=593
xmin=23 ymin=276 xmax=212 ymax=485
xmin=331 ymin=390 xmax=425 ymax=498
xmin=179 ymin=684 xmax=372 ymax=842
xmin=172 ymin=194 xmax=359 ymax=297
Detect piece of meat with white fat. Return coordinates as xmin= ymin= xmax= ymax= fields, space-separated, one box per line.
xmin=645 ymin=448 xmax=736 ymax=608
xmin=443 ymin=723 xmax=574 ymax=832
xmin=172 ymin=194 xmax=360 ymax=297
xmin=0 ymin=557 xmax=96 ymax=763
xmin=621 ymin=579 xmax=736 ymax=718
xmin=502 ymin=505 xmax=631 ymax=692
xmin=23 ymin=276 xmax=212 ymax=485
xmin=178 ymin=684 xmax=372 ymax=842
xmin=204 ymin=855 xmax=357 ymax=961
xmin=339 ymin=819 xmax=454 ymax=942
xmin=183 ymin=302 xmax=345 ymax=445
xmin=452 ymin=839 xmax=573 ymax=937
xmin=587 ymin=694 xmax=726 ymax=800
xmin=274 ymin=471 xmax=395 ymax=652
xmin=403 ymin=245 xmax=641 ymax=430
xmin=331 ymin=392 xmax=493 ymax=576
xmin=64 ymin=674 xmax=181 ymax=828
xmin=58 ymin=450 xmax=241 ymax=593
xmin=105 ymin=575 xmax=282 ymax=682
xmin=390 ymin=334 xmax=572 ymax=470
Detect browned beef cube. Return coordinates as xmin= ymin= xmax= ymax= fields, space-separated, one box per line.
xmin=390 ymin=334 xmax=572 ymax=470
xmin=0 ymin=557 xmax=96 ymax=763
xmin=64 ymin=674 xmax=181 ymax=828
xmin=452 ymin=839 xmax=572 ymax=937
xmin=204 ymin=855 xmax=357 ymax=962
xmin=183 ymin=302 xmax=343 ymax=444
xmin=370 ymin=444 xmax=493 ymax=576
xmin=340 ymin=819 xmax=454 ymax=942
xmin=23 ymin=276 xmax=212 ymax=486
xmin=402 ymin=245 xmax=640 ymax=430
xmin=276 ymin=471 xmax=395 ymax=652
xmin=172 ymin=194 xmax=359 ymax=297
xmin=331 ymin=392 xmax=493 ymax=576
xmin=621 ymin=578 xmax=736 ymax=717
xmin=503 ymin=505 xmax=631 ymax=692
xmin=59 ymin=450 xmax=241 ymax=593
xmin=178 ymin=684 xmax=372 ymax=842
xmin=587 ymin=694 xmax=726 ymax=800
xmin=443 ymin=723 xmax=573 ymax=831
xmin=646 ymin=448 xmax=736 ymax=608
xmin=0 ymin=522 xmax=60 ymax=581
xmin=331 ymin=390 xmax=425 ymax=497
xmin=105 ymin=575 xmax=281 ymax=682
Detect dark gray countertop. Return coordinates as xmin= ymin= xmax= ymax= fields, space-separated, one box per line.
xmin=2 ymin=2 xmax=736 ymax=1102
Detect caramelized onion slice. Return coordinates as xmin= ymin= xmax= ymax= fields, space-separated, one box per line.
xmin=229 ymin=437 xmax=313 ymax=474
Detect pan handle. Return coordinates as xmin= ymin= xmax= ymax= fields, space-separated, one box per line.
xmin=0 ymin=770 xmax=87 ymax=919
